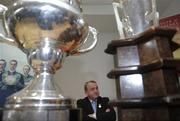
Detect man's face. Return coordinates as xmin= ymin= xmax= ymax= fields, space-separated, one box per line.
xmin=0 ymin=61 xmax=6 ymax=72
xmin=85 ymin=82 xmax=100 ymax=100
xmin=23 ymin=66 xmax=30 ymax=75
xmin=9 ymin=61 xmax=17 ymax=71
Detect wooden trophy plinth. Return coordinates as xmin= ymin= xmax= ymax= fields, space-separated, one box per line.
xmin=105 ymin=27 xmax=180 ymax=121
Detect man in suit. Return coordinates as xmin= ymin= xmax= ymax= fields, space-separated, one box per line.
xmin=0 ymin=60 xmax=24 ymax=94
xmin=77 ymin=80 xmax=116 ymax=121
xmin=23 ymin=65 xmax=34 ymax=86
xmin=0 ymin=59 xmax=6 ymax=121
xmin=0 ymin=59 xmax=6 ymax=82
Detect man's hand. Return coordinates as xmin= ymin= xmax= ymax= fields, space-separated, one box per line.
xmin=105 ymin=108 xmax=110 ymax=112
xmin=88 ymin=113 xmax=96 ymax=119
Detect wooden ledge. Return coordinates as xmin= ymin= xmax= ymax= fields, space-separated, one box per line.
xmin=109 ymin=94 xmax=180 ymax=109
xmin=105 ymin=27 xmax=179 ymax=54
xmin=107 ymin=58 xmax=180 ymax=78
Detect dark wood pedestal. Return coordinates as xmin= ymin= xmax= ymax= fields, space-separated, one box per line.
xmin=105 ymin=27 xmax=180 ymax=121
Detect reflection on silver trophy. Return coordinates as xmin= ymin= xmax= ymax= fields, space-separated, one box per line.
xmin=113 ymin=0 xmax=159 ymax=39
xmin=0 ymin=0 xmax=98 ymax=121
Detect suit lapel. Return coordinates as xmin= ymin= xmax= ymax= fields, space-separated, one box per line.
xmin=85 ymin=97 xmax=94 ymax=114
xmin=97 ymin=96 xmax=102 ymax=114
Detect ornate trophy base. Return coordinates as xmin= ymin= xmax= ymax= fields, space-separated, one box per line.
xmin=3 ymin=108 xmax=81 ymax=121
xmin=2 ymin=72 xmax=81 ymax=121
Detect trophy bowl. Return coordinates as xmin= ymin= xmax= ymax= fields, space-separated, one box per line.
xmin=0 ymin=0 xmax=98 ymax=121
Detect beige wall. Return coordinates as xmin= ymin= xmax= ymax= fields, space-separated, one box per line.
xmin=54 ymin=33 xmax=118 ymax=100
xmin=174 ymin=49 xmax=180 ymax=58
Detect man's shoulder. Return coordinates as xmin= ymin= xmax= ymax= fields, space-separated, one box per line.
xmin=77 ymin=97 xmax=87 ymax=103
xmin=98 ymin=96 xmax=109 ymax=102
xmin=77 ymin=96 xmax=110 ymax=104
xmin=14 ymin=72 xmax=23 ymax=78
xmin=77 ymin=98 xmax=83 ymax=103
xmin=76 ymin=97 xmax=89 ymax=107
xmin=2 ymin=71 xmax=8 ymax=75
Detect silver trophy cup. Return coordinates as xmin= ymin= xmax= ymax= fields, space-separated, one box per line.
xmin=0 ymin=0 xmax=98 ymax=121
xmin=113 ymin=0 xmax=159 ymax=39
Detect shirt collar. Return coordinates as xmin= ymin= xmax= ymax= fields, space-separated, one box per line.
xmin=88 ymin=98 xmax=97 ymax=103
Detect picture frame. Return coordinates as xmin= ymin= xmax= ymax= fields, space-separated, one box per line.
xmin=0 ymin=43 xmax=34 ymax=109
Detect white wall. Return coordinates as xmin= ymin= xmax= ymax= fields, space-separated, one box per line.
xmin=161 ymin=0 xmax=180 ymax=18
xmin=54 ymin=32 xmax=118 ymax=100
xmin=0 ymin=44 xmax=29 ymax=73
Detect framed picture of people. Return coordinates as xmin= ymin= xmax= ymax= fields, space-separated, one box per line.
xmin=0 ymin=43 xmax=34 ymax=109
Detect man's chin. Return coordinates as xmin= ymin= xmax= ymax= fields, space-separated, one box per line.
xmin=94 ymin=95 xmax=99 ymax=99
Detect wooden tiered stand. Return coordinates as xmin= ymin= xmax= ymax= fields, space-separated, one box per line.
xmin=105 ymin=27 xmax=180 ymax=121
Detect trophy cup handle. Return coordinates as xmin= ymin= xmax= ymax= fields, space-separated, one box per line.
xmin=0 ymin=4 xmax=16 ymax=46
xmin=0 ymin=4 xmax=7 ymax=12
xmin=70 ymin=26 xmax=98 ymax=55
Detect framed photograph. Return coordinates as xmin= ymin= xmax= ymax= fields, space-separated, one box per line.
xmin=0 ymin=43 xmax=34 ymax=108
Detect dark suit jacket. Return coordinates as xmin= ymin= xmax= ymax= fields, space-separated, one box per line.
xmin=77 ymin=96 xmax=116 ymax=121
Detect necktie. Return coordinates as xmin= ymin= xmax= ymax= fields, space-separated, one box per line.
xmin=91 ymin=100 xmax=97 ymax=113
